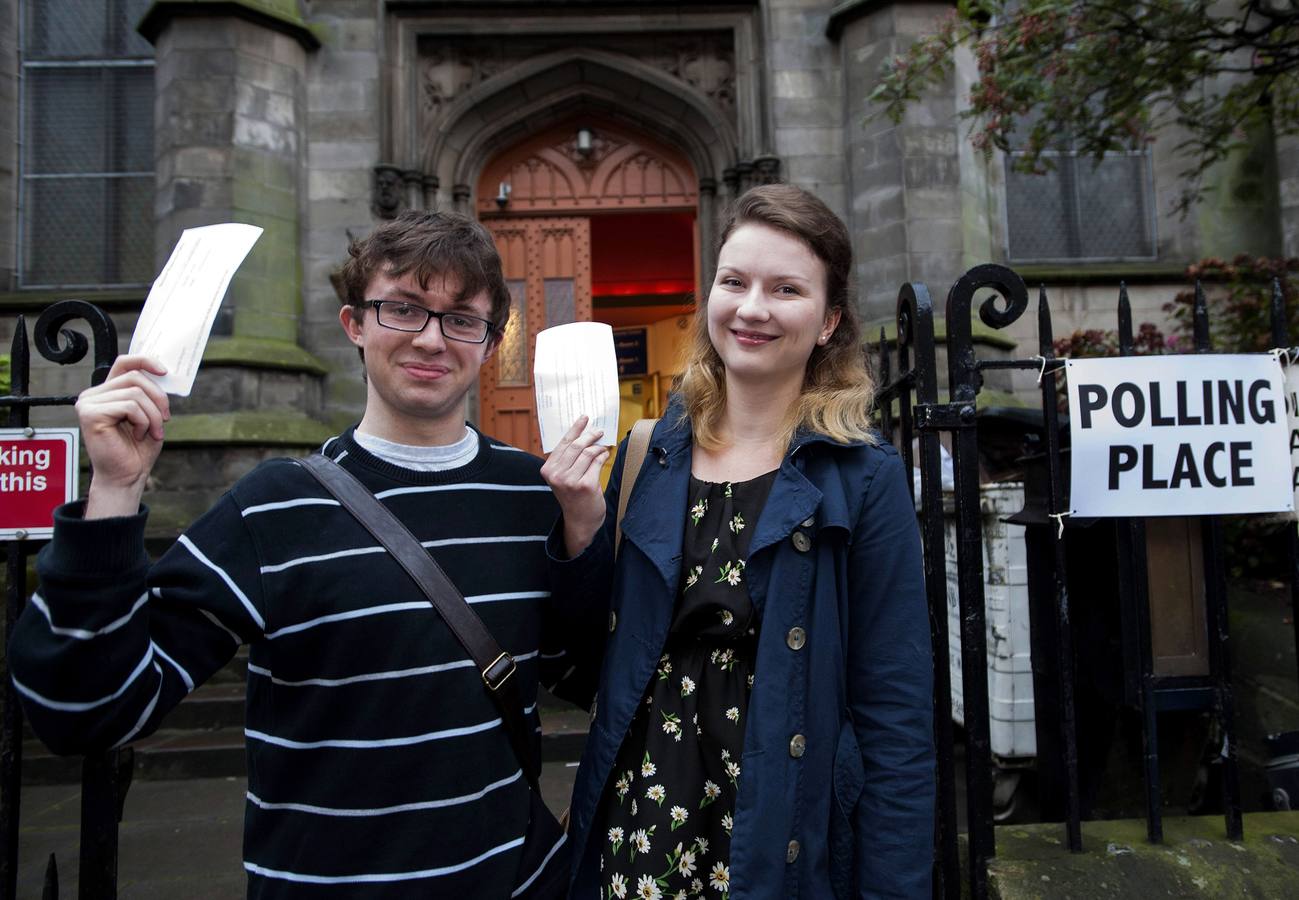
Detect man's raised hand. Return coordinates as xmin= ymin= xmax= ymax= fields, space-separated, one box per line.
xmin=76 ymin=355 xmax=171 ymax=519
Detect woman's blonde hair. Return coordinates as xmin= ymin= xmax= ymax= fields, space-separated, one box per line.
xmin=678 ymin=183 xmax=876 ymax=450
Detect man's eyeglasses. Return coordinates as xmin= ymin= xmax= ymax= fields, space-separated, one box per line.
xmin=364 ymin=300 xmax=495 ymax=344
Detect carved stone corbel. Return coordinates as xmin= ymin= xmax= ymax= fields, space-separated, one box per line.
xmin=372 ymin=164 xmax=404 ymax=219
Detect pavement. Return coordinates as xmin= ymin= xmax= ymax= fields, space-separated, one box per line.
xmin=13 ymin=762 xmax=581 ymax=899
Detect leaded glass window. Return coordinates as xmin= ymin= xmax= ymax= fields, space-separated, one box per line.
xmin=20 ymin=0 xmax=155 ymax=287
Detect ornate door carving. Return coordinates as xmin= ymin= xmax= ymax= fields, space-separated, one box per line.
xmin=476 ymin=121 xmax=698 ymax=215
xmin=480 ymin=217 xmax=592 ymax=454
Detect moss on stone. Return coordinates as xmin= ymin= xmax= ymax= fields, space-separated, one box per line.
xmin=0 ymin=288 xmax=147 ymax=311
xmin=138 ymin=1 xmax=323 ymax=50
xmin=1012 ymin=263 xmax=1188 ymax=285
xmin=985 ymin=812 xmax=1299 ymax=899
xmin=163 ymin=411 xmax=332 ymax=446
xmin=201 ymin=337 xmax=328 ymax=375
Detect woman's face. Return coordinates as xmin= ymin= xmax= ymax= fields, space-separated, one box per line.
xmin=706 ymin=222 xmax=840 ymax=389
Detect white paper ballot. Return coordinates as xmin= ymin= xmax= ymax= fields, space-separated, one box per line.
xmin=128 ymin=223 xmax=264 ymax=396
xmin=534 ymin=322 xmax=620 ymax=453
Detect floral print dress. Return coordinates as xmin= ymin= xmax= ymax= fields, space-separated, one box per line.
xmin=599 ymin=471 xmax=777 ymax=900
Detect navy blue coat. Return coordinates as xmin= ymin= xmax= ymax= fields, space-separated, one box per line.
xmin=554 ymin=408 xmax=935 ymax=899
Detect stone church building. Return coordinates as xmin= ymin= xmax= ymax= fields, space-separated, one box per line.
xmin=2 ymin=0 xmax=1294 ymax=522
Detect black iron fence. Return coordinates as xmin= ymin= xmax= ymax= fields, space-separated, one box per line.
xmin=1 ymin=301 xmax=129 ymax=900
xmin=875 ymin=264 xmax=1299 ymax=899
xmin=2 ymin=275 xmax=1297 ymax=898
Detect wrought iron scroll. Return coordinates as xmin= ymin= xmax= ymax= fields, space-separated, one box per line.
xmin=942 ymin=264 xmax=1028 ymax=898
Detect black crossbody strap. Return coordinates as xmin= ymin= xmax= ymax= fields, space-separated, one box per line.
xmin=294 ymin=454 xmax=541 ymax=791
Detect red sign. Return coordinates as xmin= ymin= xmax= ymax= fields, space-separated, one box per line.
xmin=0 ymin=429 xmax=78 ymax=540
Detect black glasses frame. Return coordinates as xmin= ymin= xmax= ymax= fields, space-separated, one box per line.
xmin=363 ymin=300 xmax=496 ymax=344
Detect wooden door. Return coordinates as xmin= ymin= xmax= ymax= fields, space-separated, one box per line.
xmin=480 ymin=217 xmax=592 ymax=454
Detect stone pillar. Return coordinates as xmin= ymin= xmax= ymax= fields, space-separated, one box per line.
xmin=140 ymin=1 xmax=332 ymax=535
xmin=698 ymin=177 xmax=718 ymax=296
xmin=146 ymin=7 xmax=319 ymax=346
xmin=735 ymin=161 xmax=755 ymax=193
xmin=0 ymin=0 xmax=16 ymax=289
xmin=403 ymin=169 xmax=424 ymax=210
xmin=423 ymin=175 xmax=440 ymax=211
xmin=452 ymin=184 xmax=471 ymax=216
xmin=833 ymin=1 xmax=967 ymax=321
xmin=1279 ymin=133 xmax=1299 ymax=259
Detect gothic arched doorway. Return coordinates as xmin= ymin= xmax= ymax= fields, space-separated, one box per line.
xmin=475 ymin=119 xmax=699 ymax=455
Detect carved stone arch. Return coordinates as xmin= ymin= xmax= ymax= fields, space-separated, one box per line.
xmin=451 ymin=89 xmax=715 ymax=201
xmin=426 ymin=47 xmax=736 ymax=196
xmin=475 ymin=119 xmax=697 ymax=215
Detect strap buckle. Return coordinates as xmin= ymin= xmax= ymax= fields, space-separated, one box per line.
xmin=482 ymin=652 xmax=517 ymax=692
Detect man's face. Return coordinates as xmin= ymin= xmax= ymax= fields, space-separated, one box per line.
xmin=339 ymin=268 xmax=498 ymax=443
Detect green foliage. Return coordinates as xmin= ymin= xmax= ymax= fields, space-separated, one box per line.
xmin=870 ymin=1 xmax=1299 ymax=211
xmin=1162 ymin=255 xmax=1299 ymax=351
xmin=0 ymin=354 xmax=9 ymax=395
xmin=1051 ymin=322 xmax=1167 ymax=411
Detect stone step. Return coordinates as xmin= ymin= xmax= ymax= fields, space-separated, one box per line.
xmin=21 ymin=703 xmax=591 ymax=785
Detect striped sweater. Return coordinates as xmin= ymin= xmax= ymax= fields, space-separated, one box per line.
xmin=9 ymin=427 xmax=603 ymax=898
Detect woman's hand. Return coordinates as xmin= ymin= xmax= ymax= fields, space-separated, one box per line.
xmin=540 ymin=416 xmax=610 ymax=557
xmin=76 ymin=355 xmax=171 ymax=519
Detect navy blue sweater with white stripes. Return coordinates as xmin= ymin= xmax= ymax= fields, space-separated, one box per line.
xmin=9 ymin=427 xmax=603 ymax=898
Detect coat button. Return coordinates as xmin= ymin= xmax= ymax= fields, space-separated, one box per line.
xmin=786 ymin=840 xmax=800 ymax=863
xmin=801 ymin=516 xmax=814 ymax=528
xmin=786 ymin=627 xmax=806 ymax=650
xmin=791 ymin=531 xmax=811 ymax=552
xmin=789 ymin=734 xmax=806 ymax=758
xmin=609 ymin=610 xmax=617 ymax=632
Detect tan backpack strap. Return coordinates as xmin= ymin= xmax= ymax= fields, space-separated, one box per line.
xmin=615 ymin=418 xmax=658 ymax=555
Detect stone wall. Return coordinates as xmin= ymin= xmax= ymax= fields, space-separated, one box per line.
xmin=299 ymin=1 xmax=383 ymax=426
xmin=0 ymin=0 xmax=16 ymax=290
xmin=839 ymin=2 xmax=967 ymax=322
xmin=765 ymin=0 xmax=847 ymax=221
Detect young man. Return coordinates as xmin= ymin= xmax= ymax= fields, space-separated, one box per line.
xmin=8 ymin=211 xmax=606 ymax=898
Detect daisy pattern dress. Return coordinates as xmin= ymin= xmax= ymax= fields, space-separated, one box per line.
xmin=599 ymin=471 xmax=777 ymax=900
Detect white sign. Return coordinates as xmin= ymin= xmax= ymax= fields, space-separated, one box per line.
xmin=533 ymin=322 xmax=620 ymax=453
xmin=1067 ymin=354 xmax=1292 ymax=517
xmin=129 ymin=223 xmax=263 ymax=396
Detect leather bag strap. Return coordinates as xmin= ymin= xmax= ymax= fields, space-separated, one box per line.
xmin=294 ymin=454 xmax=541 ymax=792
xmin=615 ymin=418 xmax=658 ymax=556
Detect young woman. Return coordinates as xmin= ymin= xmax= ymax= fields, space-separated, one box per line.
xmin=543 ymin=184 xmax=933 ymax=898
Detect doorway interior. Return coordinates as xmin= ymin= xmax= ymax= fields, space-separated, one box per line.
xmin=475 ymin=119 xmax=700 ymax=457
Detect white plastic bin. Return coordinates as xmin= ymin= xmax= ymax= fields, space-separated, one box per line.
xmin=942 ymin=482 xmax=1036 ymax=763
